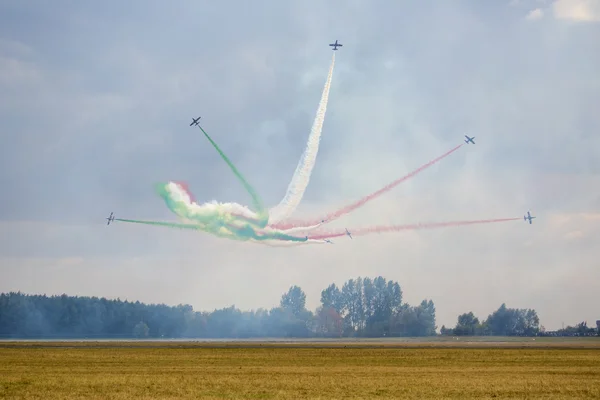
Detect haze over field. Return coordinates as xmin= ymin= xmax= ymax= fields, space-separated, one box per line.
xmin=1 ymin=0 xmax=599 ymax=331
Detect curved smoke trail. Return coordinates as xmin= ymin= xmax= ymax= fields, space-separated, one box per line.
xmin=155 ymin=181 xmax=325 ymax=234
xmin=113 ymin=181 xmax=328 ymax=244
xmin=194 ymin=124 xmax=269 ymax=227
xmin=270 ymin=143 xmax=464 ymax=230
xmin=307 ymin=218 xmax=521 ymax=240
xmin=267 ymin=53 xmax=336 ymax=224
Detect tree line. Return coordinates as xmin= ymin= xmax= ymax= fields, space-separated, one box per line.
xmin=440 ymin=307 xmax=599 ymax=337
xmin=0 ymin=276 xmax=597 ymax=338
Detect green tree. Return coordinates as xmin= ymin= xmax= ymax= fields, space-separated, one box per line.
xmin=280 ymin=286 xmax=306 ymax=316
xmin=454 ymin=312 xmax=480 ymax=335
xmin=132 ymin=321 xmax=149 ymax=338
xmin=341 ymin=278 xmax=364 ymax=333
xmin=484 ymin=304 xmax=539 ymax=336
xmin=363 ymin=277 xmax=402 ymax=336
xmin=320 ymin=284 xmax=344 ymax=314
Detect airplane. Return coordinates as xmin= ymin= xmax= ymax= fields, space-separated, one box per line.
xmin=345 ymin=228 xmax=352 ymax=239
xmin=106 ymin=212 xmax=115 ymax=225
xmin=464 ymin=135 xmax=475 ymax=144
xmin=324 ymin=239 xmax=334 ymax=244
xmin=329 ymin=40 xmax=343 ymax=51
xmin=524 ymin=211 xmax=536 ymax=224
xmin=189 ymin=116 xmax=201 ymax=127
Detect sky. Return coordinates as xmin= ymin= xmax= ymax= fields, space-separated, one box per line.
xmin=1 ymin=0 xmax=599 ymax=331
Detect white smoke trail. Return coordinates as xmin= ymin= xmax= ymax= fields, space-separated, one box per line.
xmin=257 ymin=239 xmax=327 ymax=247
xmin=269 ymin=221 xmax=324 ymax=234
xmin=268 ymin=53 xmax=336 ymax=224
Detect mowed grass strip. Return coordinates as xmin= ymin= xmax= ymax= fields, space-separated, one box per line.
xmin=1 ymin=345 xmax=599 ymax=399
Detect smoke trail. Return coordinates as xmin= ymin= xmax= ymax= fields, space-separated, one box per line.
xmin=115 ymin=183 xmax=520 ymax=245
xmin=307 ymin=218 xmax=521 ymax=240
xmin=268 ymin=53 xmax=336 ymax=224
xmin=114 ymin=217 xmax=312 ymax=243
xmin=258 ymin=240 xmax=326 ymax=247
xmin=115 ymin=218 xmax=211 ymax=232
xmin=155 ymin=181 xmax=325 ymax=236
xmin=271 ymin=143 xmax=464 ymax=230
xmin=115 ymin=182 xmax=330 ymax=245
xmin=195 ymin=124 xmax=268 ymax=227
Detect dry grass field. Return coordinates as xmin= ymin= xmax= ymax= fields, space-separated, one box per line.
xmin=1 ymin=338 xmax=599 ymax=399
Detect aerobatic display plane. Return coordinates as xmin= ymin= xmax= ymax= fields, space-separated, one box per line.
xmin=190 ymin=116 xmax=201 ymax=127
xmin=329 ymin=39 xmax=343 ymax=50
xmin=464 ymin=135 xmax=475 ymax=144
xmin=524 ymin=211 xmax=536 ymax=224
xmin=345 ymin=228 xmax=352 ymax=239
xmin=324 ymin=239 xmax=334 ymax=244
xmin=106 ymin=212 xmax=115 ymax=225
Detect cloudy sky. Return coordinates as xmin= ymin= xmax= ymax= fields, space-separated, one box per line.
xmin=1 ymin=0 xmax=599 ymax=331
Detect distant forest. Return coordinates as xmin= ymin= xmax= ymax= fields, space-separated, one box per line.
xmin=1 ymin=276 xmax=598 ymax=339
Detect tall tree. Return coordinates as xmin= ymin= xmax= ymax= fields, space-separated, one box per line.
xmin=280 ymin=286 xmax=306 ymax=316
xmin=341 ymin=278 xmax=365 ymax=333
xmin=320 ymin=284 xmax=344 ymax=314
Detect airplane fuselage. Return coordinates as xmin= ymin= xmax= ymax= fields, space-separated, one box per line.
xmin=524 ymin=212 xmax=535 ymax=224
xmin=329 ymin=40 xmax=342 ymax=51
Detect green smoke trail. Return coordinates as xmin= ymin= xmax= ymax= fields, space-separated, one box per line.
xmin=195 ymin=124 xmax=268 ymax=227
xmin=114 ymin=218 xmax=309 ymax=243
xmin=116 ymin=218 xmax=212 ymax=232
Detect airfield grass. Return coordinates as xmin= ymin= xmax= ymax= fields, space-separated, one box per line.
xmin=1 ymin=339 xmax=600 ymax=399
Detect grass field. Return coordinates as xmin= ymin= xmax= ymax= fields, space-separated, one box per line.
xmin=1 ymin=338 xmax=599 ymax=399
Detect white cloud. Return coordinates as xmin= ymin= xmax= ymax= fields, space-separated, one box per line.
xmin=552 ymin=0 xmax=600 ymax=21
xmin=526 ymin=8 xmax=545 ymax=19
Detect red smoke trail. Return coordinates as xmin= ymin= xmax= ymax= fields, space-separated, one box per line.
xmin=270 ymin=143 xmax=464 ymax=230
xmin=307 ymin=217 xmax=520 ymax=240
xmin=173 ymin=181 xmax=196 ymax=203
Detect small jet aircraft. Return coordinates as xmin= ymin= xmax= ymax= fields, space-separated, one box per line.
xmin=324 ymin=239 xmax=334 ymax=244
xmin=106 ymin=212 xmax=115 ymax=225
xmin=345 ymin=228 xmax=352 ymax=239
xmin=464 ymin=135 xmax=475 ymax=144
xmin=524 ymin=211 xmax=536 ymax=224
xmin=329 ymin=40 xmax=343 ymax=51
xmin=190 ymin=116 xmax=201 ymax=127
